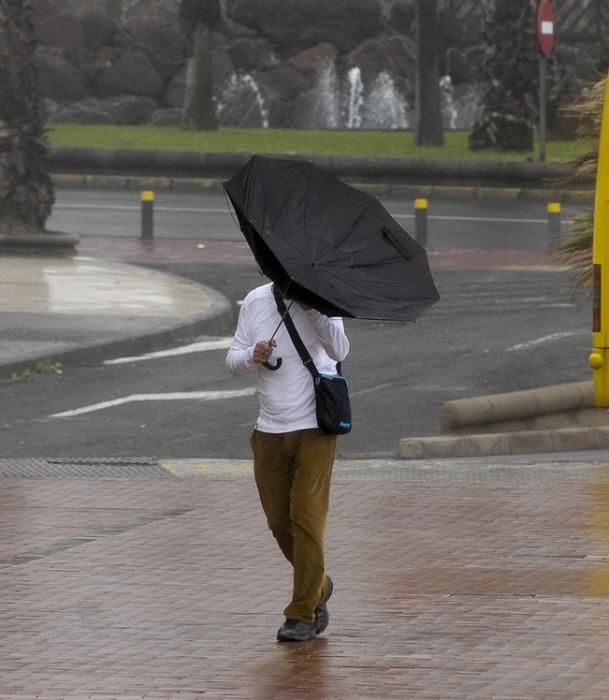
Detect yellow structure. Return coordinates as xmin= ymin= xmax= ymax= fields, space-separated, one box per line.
xmin=589 ymin=77 xmax=609 ymax=406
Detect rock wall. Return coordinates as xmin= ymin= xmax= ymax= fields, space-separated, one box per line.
xmin=33 ymin=0 xmax=600 ymax=131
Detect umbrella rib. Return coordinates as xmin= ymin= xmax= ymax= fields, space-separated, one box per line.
xmin=316 ymin=206 xmax=369 ymax=264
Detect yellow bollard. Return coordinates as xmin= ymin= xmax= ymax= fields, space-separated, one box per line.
xmin=414 ymin=198 xmax=429 ymax=248
xmin=547 ymin=202 xmax=561 ymax=250
xmin=141 ymin=190 xmax=155 ymax=239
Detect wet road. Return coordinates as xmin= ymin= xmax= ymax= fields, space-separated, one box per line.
xmin=1 ymin=187 xmax=592 ymax=459
xmin=49 ymin=187 xmax=588 ymax=249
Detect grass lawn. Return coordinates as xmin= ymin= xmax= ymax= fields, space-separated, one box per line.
xmin=47 ymin=125 xmax=595 ymax=162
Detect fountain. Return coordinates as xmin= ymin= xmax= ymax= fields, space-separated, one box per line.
xmin=346 ymin=67 xmax=365 ymax=129
xmin=440 ymin=74 xmax=480 ymax=130
xmin=308 ymin=62 xmax=341 ymax=129
xmin=214 ymin=64 xmax=473 ymax=130
xmin=440 ymin=75 xmax=458 ymax=130
xmin=215 ymin=72 xmax=269 ymax=128
xmin=364 ymin=71 xmax=410 ymax=129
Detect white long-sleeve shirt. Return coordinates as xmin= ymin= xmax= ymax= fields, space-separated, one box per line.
xmin=226 ymin=283 xmax=350 ymax=433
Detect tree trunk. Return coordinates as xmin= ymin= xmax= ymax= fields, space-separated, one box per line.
xmin=0 ymin=0 xmax=54 ymax=236
xmin=182 ymin=22 xmax=218 ymax=131
xmin=414 ymin=0 xmax=444 ymax=147
xmin=469 ymin=0 xmax=538 ymax=152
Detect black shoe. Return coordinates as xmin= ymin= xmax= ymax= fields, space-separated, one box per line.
xmin=277 ymin=618 xmax=317 ymax=642
xmin=314 ymin=575 xmax=333 ymax=635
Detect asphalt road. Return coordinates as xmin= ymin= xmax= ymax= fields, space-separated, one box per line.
xmin=2 ymin=188 xmax=592 ymax=459
xmin=49 ymin=187 xmax=588 ymax=249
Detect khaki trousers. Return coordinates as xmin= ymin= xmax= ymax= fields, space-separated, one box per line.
xmin=251 ymin=428 xmax=337 ymax=623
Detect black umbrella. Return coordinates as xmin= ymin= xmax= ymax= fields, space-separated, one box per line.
xmin=223 ymin=155 xmax=440 ymax=321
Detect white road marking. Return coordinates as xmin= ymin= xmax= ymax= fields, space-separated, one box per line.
xmin=55 ymin=203 xmax=549 ymax=226
xmin=392 ymin=213 xmax=546 ymax=225
xmin=104 ymin=338 xmax=233 ymax=364
xmin=506 ymin=332 xmax=579 ymax=352
xmin=51 ymin=388 xmax=256 ymax=418
xmin=350 ymin=382 xmax=399 ymax=397
xmin=55 ymin=204 xmax=230 ymax=214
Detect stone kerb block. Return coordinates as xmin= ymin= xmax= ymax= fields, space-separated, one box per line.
xmin=441 ymin=396 xmax=494 ymax=433
xmin=533 ymin=381 xmax=594 ymax=415
xmin=441 ymin=382 xmax=596 ymax=435
xmin=593 ymin=426 xmax=609 ymax=449
xmin=509 ymin=430 xmax=554 ymax=455
xmin=550 ymin=427 xmax=598 ymax=452
xmin=399 ymin=433 xmax=512 ymax=459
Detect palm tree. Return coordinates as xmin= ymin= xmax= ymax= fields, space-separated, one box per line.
xmin=469 ymin=0 xmax=538 ymax=151
xmin=555 ymin=78 xmax=605 ymax=287
xmin=180 ymin=0 xmax=221 ymax=130
xmin=414 ymin=0 xmax=444 ymax=147
xmin=0 ymin=0 xmax=54 ymax=236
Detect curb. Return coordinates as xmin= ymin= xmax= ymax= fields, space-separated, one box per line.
xmin=50 ymin=172 xmax=595 ymax=205
xmin=399 ymin=426 xmax=609 ymax=459
xmin=0 ymin=283 xmax=234 ymax=378
xmin=0 ymin=230 xmax=79 ymax=254
xmin=399 ymin=381 xmax=609 ymax=460
xmin=48 ymin=148 xmax=595 ymax=202
xmin=440 ymin=381 xmax=595 ymax=432
xmin=48 ymin=148 xmax=585 ymax=185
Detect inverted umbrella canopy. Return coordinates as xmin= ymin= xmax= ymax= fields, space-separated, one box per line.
xmin=223 ymin=155 xmax=440 ymax=321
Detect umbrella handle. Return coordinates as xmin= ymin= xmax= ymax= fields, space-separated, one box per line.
xmin=263 ymin=358 xmax=282 ymax=371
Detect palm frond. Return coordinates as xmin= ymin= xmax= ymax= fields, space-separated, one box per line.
xmin=556 ymin=212 xmax=593 ymax=287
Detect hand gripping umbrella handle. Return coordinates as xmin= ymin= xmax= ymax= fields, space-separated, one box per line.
xmin=262 ymin=358 xmax=282 ymax=371
xmin=261 ymin=298 xmax=293 ymax=371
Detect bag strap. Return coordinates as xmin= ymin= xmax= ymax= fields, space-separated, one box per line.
xmin=272 ymin=285 xmax=320 ymax=379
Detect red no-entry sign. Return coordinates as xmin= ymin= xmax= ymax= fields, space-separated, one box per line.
xmin=537 ymin=0 xmax=555 ymax=56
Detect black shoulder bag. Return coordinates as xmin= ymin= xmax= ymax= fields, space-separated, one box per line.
xmin=272 ymin=285 xmax=352 ymax=435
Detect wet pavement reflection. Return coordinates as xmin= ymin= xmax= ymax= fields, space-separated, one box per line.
xmin=2 ymin=457 xmax=609 ymax=698
xmin=0 ymin=255 xmax=212 ymax=316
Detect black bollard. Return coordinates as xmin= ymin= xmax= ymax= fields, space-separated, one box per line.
xmin=141 ymin=191 xmax=155 ymax=239
xmin=547 ymin=202 xmax=561 ymax=251
xmin=414 ymin=198 xmax=428 ymax=248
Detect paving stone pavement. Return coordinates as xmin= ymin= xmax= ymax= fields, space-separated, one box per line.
xmin=2 ymin=454 xmax=609 ymax=699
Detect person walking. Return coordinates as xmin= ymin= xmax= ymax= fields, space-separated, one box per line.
xmin=226 ymin=282 xmax=350 ymax=642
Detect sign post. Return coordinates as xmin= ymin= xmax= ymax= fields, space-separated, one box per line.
xmin=589 ymin=75 xmax=609 ymax=407
xmin=536 ymin=0 xmax=555 ymax=162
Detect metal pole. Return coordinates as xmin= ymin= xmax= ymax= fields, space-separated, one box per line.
xmin=141 ymin=191 xmax=154 ymax=239
xmin=414 ymin=198 xmax=429 ymax=248
xmin=547 ymin=202 xmax=561 ymax=250
xmin=539 ymin=55 xmax=547 ymax=162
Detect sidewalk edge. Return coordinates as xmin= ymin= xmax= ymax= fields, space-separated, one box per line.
xmin=0 ymin=285 xmax=233 ymax=377
xmin=399 ymin=426 xmax=609 ymax=460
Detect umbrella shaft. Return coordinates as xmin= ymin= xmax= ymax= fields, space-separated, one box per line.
xmin=269 ymin=300 xmax=294 ymax=342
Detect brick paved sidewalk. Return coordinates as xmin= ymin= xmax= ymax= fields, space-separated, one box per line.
xmin=2 ymin=455 xmax=609 ymax=699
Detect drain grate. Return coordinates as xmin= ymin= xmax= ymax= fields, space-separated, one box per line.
xmin=0 ymin=457 xmax=175 ymax=480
